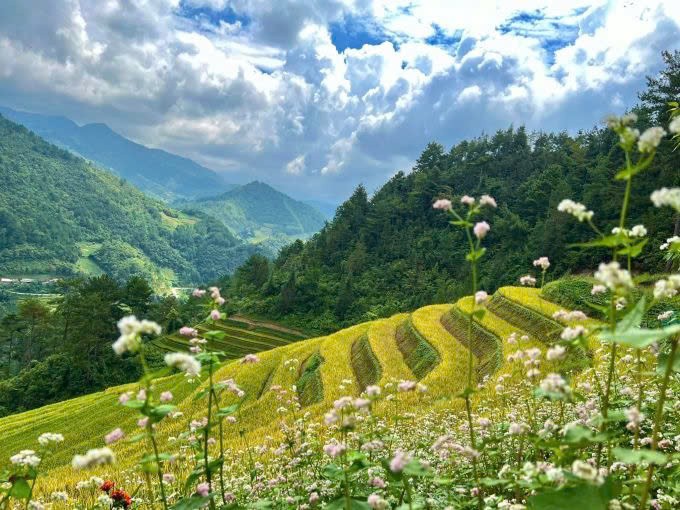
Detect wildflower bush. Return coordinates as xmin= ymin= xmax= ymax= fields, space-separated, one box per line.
xmin=2 ymin=113 xmax=680 ymax=510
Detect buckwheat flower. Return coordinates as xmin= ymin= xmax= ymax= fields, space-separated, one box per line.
xmin=637 ymin=126 xmax=666 ymax=153
xmin=192 ymin=288 xmax=206 ymax=298
xmin=540 ymin=373 xmax=570 ymax=395
xmin=28 ymin=502 xmax=44 ymax=510
xmin=572 ymin=460 xmax=599 ymax=482
xmin=309 ymin=492 xmax=320 ymax=504
xmin=417 ymin=382 xmax=428 ymax=393
xmin=38 ymin=432 xmax=64 ymax=446
xmin=594 ymin=261 xmax=633 ymax=292
xmin=137 ymin=417 xmax=149 ymax=428
xmin=546 ymin=345 xmax=566 ymax=361
xmin=660 ymin=235 xmax=680 ymax=250
xmin=625 ymin=407 xmax=644 ymax=432
xmin=368 ymin=494 xmax=388 ymax=510
xmin=136 ymin=389 xmax=147 ymax=401
xmin=432 ymin=198 xmax=452 ymax=211
xmin=165 ymin=352 xmax=201 ymax=376
xmin=365 ymin=385 xmax=381 ymax=397
xmin=322 ymin=441 xmax=346 ymax=458
xmin=461 ymin=195 xmax=475 ymax=205
xmin=561 ymin=325 xmax=586 ymax=341
xmin=651 ymin=187 xmax=680 ymax=212
xmin=398 ymin=380 xmax=417 ymax=392
xmin=160 ymin=391 xmax=173 ymax=403
xmin=591 ymin=284 xmax=606 ymax=295
xmin=118 ymin=392 xmax=131 ymax=404
xmin=527 ymin=368 xmax=540 ymax=378
xmin=508 ymin=423 xmax=525 ymax=435
xmin=658 ymin=310 xmax=674 ymax=321
xmin=473 ymin=221 xmax=490 ymax=239
xmin=606 ymin=113 xmax=637 ymax=129
xmin=653 ymin=276 xmax=680 ymax=300
xmin=390 ymin=450 xmax=411 ymax=472
xmin=557 ymin=199 xmax=594 ymax=222
xmin=210 ymin=309 xmax=221 ymax=321
xmin=668 ymin=116 xmax=680 ymax=134
xmin=105 ymin=428 xmax=124 ymax=444
xmin=72 ymin=448 xmax=115 ymax=470
xmin=520 ymin=275 xmax=536 ymax=286
xmin=479 ymin=194 xmax=497 ymax=208
xmin=630 ymin=225 xmax=647 ymax=238
xmin=533 ymin=257 xmax=550 ymax=270
xmin=241 ymin=354 xmax=260 ymax=364
xmin=179 ymin=326 xmax=198 ymax=337
xmin=370 ymin=477 xmax=386 ymax=488
xmin=354 ymin=398 xmax=371 ymax=410
xmin=51 ymin=492 xmax=68 ymax=502
xmin=162 ymin=473 xmax=175 ymax=484
xmin=11 ymin=450 xmax=41 ymax=467
xmin=475 ymin=290 xmax=489 ymax=305
xmin=196 ymin=482 xmax=210 ymax=497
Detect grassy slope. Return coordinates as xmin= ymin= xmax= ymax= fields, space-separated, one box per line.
xmin=0 ymin=287 xmax=598 ymax=497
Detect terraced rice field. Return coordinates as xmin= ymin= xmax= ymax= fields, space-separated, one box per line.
xmin=0 ymin=287 xmax=593 ymax=493
xmin=153 ymin=316 xmax=308 ymax=359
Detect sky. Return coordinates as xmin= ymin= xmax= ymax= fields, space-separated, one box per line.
xmin=0 ymin=1 xmax=679 ymax=203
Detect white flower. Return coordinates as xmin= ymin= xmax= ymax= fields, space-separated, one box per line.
xmin=38 ymin=432 xmax=64 ymax=446
xmin=546 ymin=345 xmax=567 ymax=361
xmin=433 ymin=199 xmax=452 ymax=211
xmin=653 ymin=276 xmax=680 ymax=300
xmin=571 ymin=460 xmax=599 ymax=482
xmin=113 ymin=316 xmax=161 ymax=355
xmin=660 ymin=236 xmax=680 ymax=250
xmin=637 ymin=126 xmax=666 ymax=153
xmin=630 ymin=225 xmax=647 ymax=237
xmin=105 ymin=428 xmax=124 ymax=444
xmin=51 ymin=492 xmax=68 ymax=502
xmin=479 ymin=195 xmax=497 ymax=208
xmin=164 ymin=352 xmax=201 ymax=376
xmin=591 ymin=284 xmax=607 ymax=295
xmin=460 ymin=195 xmax=475 ymax=205
xmin=669 ymin=116 xmax=680 ymax=134
xmin=473 ymin=221 xmax=490 ymax=239
xmin=557 ymin=199 xmax=594 ymax=222
xmin=540 ymin=373 xmax=570 ymax=395
xmin=475 ymin=291 xmax=489 ymax=305
xmin=658 ymin=310 xmax=674 ymax=321
xmin=533 ymin=257 xmax=550 ymax=270
xmin=520 ymin=275 xmax=536 ymax=286
xmin=368 ymin=494 xmax=389 ymax=509
xmin=561 ymin=326 xmax=586 ymax=341
xmin=72 ymin=448 xmax=115 ymax=469
xmin=10 ymin=450 xmax=41 ymax=467
xmin=651 ymin=188 xmax=680 ymax=212
xmin=594 ymin=261 xmax=633 ymax=292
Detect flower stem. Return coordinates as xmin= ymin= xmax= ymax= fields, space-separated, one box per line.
xmin=638 ymin=336 xmax=678 ymax=510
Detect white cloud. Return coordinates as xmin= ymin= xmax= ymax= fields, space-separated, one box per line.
xmin=0 ymin=0 xmax=678 ymax=201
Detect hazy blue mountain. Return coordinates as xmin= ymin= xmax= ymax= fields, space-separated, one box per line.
xmin=180 ymin=181 xmax=327 ymax=252
xmin=302 ymin=199 xmax=339 ymax=220
xmin=0 ymin=106 xmax=234 ymax=200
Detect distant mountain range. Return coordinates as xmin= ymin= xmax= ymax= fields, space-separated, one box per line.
xmin=179 ymin=181 xmax=327 ymax=253
xmin=0 ymin=106 xmax=234 ymax=200
xmin=0 ymin=106 xmax=329 ymax=253
xmin=0 ymin=114 xmax=257 ymax=288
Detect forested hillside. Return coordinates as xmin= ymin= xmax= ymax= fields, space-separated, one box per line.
xmin=180 ymin=181 xmax=327 ymax=253
xmin=0 ymin=115 xmax=255 ymax=286
xmin=226 ymin=57 xmax=680 ymax=333
xmin=0 ymin=106 xmax=233 ymax=200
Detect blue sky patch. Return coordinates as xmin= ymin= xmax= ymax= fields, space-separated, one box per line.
xmin=330 ymin=16 xmax=390 ymax=51
xmin=177 ymin=1 xmax=250 ymax=30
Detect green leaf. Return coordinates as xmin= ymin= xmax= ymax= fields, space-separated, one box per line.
xmin=123 ymin=399 xmax=146 ymax=409
xmin=571 ymin=234 xmax=625 ymax=249
xmin=471 ymin=309 xmax=486 ymax=320
xmin=601 ymin=324 xmax=680 ymax=348
xmin=617 ymin=238 xmax=648 ymax=258
xmin=217 ymin=404 xmax=239 ymax=417
xmin=618 ymin=296 xmax=646 ymax=332
xmin=465 ymin=247 xmax=486 ymax=262
xmin=612 ymin=448 xmax=668 ymax=465
xmin=149 ymin=404 xmax=176 ymax=421
xmin=326 ymin=498 xmax=370 ymax=510
xmin=614 ymin=155 xmax=654 ymax=180
xmin=8 ymin=478 xmax=31 ymax=500
xmin=170 ymin=496 xmax=211 ymax=510
xmin=202 ymin=330 xmax=226 ymax=340
xmin=192 ymin=388 xmax=211 ymax=402
xmin=322 ymin=463 xmax=344 ymax=481
xmin=528 ymin=480 xmax=618 ymax=510
xmin=657 ymin=349 xmax=680 ymax=374
xmin=403 ymin=459 xmax=432 ymax=477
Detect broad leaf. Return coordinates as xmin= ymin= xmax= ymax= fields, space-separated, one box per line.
xmin=601 ymin=324 xmax=680 ymax=348
xmin=613 ymin=448 xmax=668 ymax=465
xmin=170 ymin=496 xmax=211 ymax=510
xmin=528 ymin=480 xmax=618 ymax=510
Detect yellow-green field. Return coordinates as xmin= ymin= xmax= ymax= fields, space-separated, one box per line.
xmin=0 ymin=287 xmax=597 ymax=496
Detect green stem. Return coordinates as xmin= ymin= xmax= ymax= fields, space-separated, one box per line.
xmin=639 ymin=337 xmax=678 ymax=510
xmin=204 ymin=361 xmax=216 ymax=510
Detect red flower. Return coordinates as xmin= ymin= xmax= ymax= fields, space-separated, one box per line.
xmin=100 ymin=480 xmax=115 ymax=493
xmin=110 ymin=489 xmax=132 ymax=508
